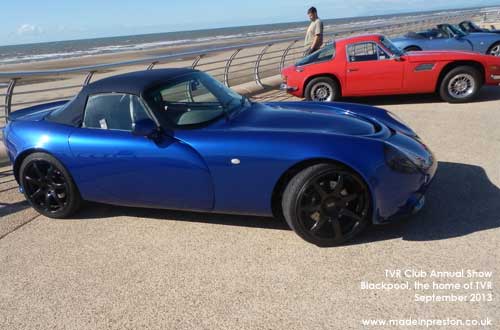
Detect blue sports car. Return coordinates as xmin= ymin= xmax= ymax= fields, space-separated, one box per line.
xmin=2 ymin=69 xmax=437 ymax=246
xmin=393 ymin=23 xmax=500 ymax=56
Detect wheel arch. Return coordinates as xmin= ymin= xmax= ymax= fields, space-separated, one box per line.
xmin=270 ymin=157 xmax=374 ymax=221
xmin=13 ymin=148 xmax=63 ymax=183
xmin=435 ymin=60 xmax=485 ymax=91
xmin=404 ymin=45 xmax=422 ymax=51
xmin=302 ymin=74 xmax=342 ymax=98
xmin=486 ymin=41 xmax=500 ymax=54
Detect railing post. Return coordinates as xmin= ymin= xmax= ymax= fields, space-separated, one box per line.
xmin=5 ymin=78 xmax=18 ymax=121
xmin=254 ymin=44 xmax=272 ymax=88
xmin=280 ymin=40 xmax=299 ymax=72
xmin=224 ymin=48 xmax=241 ymax=87
xmin=191 ymin=55 xmax=204 ymax=69
xmin=83 ymin=71 xmax=95 ymax=86
xmin=147 ymin=61 xmax=158 ymax=70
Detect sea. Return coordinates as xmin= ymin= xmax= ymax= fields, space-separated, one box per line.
xmin=0 ymin=6 xmax=497 ymax=66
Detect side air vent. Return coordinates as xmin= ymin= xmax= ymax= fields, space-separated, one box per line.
xmin=415 ymin=63 xmax=436 ymax=72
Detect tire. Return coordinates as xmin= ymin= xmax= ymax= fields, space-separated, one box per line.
xmin=404 ymin=46 xmax=421 ymax=52
xmin=304 ymin=77 xmax=340 ymax=102
xmin=281 ymin=163 xmax=371 ymax=246
xmin=19 ymin=152 xmax=82 ymax=218
xmin=438 ymin=66 xmax=482 ymax=103
xmin=487 ymin=42 xmax=500 ymax=56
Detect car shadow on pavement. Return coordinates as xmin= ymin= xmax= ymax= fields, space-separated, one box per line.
xmin=341 ymin=86 xmax=500 ymax=106
xmin=351 ymin=161 xmax=500 ymax=245
xmin=0 ymin=200 xmax=31 ymax=218
xmin=75 ymin=161 xmax=500 ymax=244
xmin=0 ymin=169 xmax=14 ymax=179
xmin=77 ymin=203 xmax=289 ymax=231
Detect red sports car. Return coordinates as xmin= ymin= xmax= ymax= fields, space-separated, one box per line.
xmin=281 ymin=34 xmax=500 ymax=103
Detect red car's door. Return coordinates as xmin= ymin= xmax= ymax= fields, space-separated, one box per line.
xmin=345 ymin=41 xmax=405 ymax=95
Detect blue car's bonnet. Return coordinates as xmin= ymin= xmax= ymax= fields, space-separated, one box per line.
xmin=228 ymin=102 xmax=379 ymax=137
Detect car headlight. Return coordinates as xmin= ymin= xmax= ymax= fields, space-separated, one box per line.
xmin=384 ymin=143 xmax=420 ymax=174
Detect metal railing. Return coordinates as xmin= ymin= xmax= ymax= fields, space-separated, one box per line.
xmin=0 ymin=9 xmax=481 ymax=127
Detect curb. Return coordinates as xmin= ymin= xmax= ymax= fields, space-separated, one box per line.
xmin=232 ymin=75 xmax=282 ymax=97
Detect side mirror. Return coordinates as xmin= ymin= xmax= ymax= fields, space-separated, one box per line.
xmin=132 ymin=118 xmax=158 ymax=139
xmin=392 ymin=55 xmax=403 ymax=62
xmin=190 ymin=80 xmax=199 ymax=91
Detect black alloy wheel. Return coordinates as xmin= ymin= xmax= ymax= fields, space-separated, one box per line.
xmin=20 ymin=153 xmax=81 ymax=218
xmin=282 ymin=163 xmax=371 ymax=246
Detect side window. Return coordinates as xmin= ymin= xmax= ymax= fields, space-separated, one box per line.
xmin=431 ymin=28 xmax=449 ymax=39
xmin=159 ymin=79 xmax=219 ymax=104
xmin=459 ymin=23 xmax=470 ymax=32
xmin=377 ymin=46 xmax=389 ymax=60
xmin=146 ymin=75 xmax=228 ymax=127
xmin=348 ymin=43 xmax=378 ymax=62
xmin=315 ymin=45 xmax=336 ymax=62
xmin=347 ymin=42 xmax=389 ymax=62
xmin=83 ymin=94 xmax=151 ymax=131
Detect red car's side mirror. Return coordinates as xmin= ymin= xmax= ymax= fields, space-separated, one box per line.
xmin=392 ymin=55 xmax=403 ymax=62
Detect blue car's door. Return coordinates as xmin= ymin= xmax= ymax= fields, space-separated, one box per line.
xmin=425 ymin=25 xmax=473 ymax=51
xmin=68 ymin=93 xmax=214 ymax=211
xmin=425 ymin=36 xmax=472 ymax=51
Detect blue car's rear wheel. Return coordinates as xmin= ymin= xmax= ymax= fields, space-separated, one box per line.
xmin=282 ymin=163 xmax=371 ymax=246
xmin=403 ymin=46 xmax=421 ymax=52
xmin=20 ymin=152 xmax=81 ymax=218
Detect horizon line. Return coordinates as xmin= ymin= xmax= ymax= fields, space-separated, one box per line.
xmin=0 ymin=4 xmax=498 ymax=48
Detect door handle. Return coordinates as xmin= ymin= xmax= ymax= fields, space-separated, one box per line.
xmin=348 ymin=68 xmax=359 ymax=72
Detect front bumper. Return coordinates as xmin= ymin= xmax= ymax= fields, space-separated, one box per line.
xmin=376 ymin=156 xmax=438 ymax=224
xmin=280 ymin=83 xmax=298 ymax=92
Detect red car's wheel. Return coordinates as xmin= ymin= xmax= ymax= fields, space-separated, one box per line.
xmin=439 ymin=66 xmax=482 ymax=103
xmin=304 ymin=77 xmax=340 ymax=102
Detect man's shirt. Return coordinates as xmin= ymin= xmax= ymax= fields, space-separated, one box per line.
xmin=304 ymin=18 xmax=324 ymax=49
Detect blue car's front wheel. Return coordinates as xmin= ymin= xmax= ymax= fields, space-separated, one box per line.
xmin=282 ymin=163 xmax=371 ymax=246
xmin=20 ymin=152 xmax=82 ymax=218
xmin=487 ymin=42 xmax=500 ymax=56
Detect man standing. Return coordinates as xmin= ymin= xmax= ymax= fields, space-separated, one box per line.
xmin=304 ymin=6 xmax=324 ymax=55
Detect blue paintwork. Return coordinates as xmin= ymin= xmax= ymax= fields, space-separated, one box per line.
xmin=393 ymin=24 xmax=500 ymax=54
xmin=2 ymin=94 xmax=437 ymax=224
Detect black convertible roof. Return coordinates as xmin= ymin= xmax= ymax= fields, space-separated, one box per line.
xmin=84 ymin=68 xmax=197 ymax=95
xmin=46 ymin=68 xmax=197 ymax=126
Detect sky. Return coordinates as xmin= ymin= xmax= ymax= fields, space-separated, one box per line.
xmin=1 ymin=0 xmax=500 ymax=46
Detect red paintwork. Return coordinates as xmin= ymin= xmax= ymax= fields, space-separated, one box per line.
xmin=282 ymin=34 xmax=500 ymax=98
